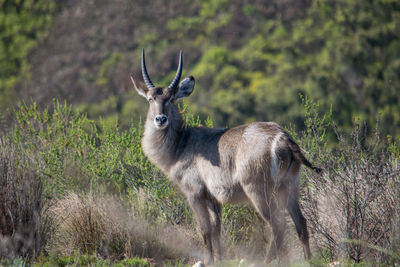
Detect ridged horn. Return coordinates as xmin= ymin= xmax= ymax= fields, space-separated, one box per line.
xmin=168 ymin=50 xmax=183 ymax=89
xmin=141 ymin=48 xmax=155 ymax=89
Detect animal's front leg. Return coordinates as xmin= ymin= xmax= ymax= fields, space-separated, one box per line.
xmin=207 ymin=198 xmax=222 ymax=263
xmin=187 ymin=195 xmax=214 ymax=265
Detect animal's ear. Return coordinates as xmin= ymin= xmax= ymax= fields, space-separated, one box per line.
xmin=131 ymin=76 xmax=147 ymax=98
xmin=172 ymin=76 xmax=195 ymax=101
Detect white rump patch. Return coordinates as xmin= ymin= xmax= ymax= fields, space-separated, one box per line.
xmin=270 ymin=133 xmax=283 ymax=183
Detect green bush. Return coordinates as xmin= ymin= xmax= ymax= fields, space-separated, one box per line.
xmin=12 ymin=101 xmax=181 ymax=205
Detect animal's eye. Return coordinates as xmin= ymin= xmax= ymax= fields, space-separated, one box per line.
xmin=148 ymin=98 xmax=154 ymax=103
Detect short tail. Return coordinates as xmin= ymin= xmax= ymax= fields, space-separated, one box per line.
xmin=287 ymin=137 xmax=323 ymax=174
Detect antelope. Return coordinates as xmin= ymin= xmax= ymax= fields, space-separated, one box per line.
xmin=131 ymin=49 xmax=322 ymax=265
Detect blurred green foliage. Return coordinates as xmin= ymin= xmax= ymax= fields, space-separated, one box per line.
xmin=178 ymin=0 xmax=400 ymax=137
xmin=0 ymin=0 xmax=61 ymax=110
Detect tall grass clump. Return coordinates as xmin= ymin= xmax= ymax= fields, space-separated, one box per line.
xmin=294 ymin=97 xmax=400 ymax=264
xmin=0 ymin=136 xmax=52 ymax=259
xmin=47 ymin=192 xmax=198 ymax=261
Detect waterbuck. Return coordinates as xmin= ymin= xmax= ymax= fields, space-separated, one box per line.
xmin=131 ymin=49 xmax=322 ymax=265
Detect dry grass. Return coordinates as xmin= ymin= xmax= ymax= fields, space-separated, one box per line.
xmin=47 ymin=191 xmax=201 ymax=262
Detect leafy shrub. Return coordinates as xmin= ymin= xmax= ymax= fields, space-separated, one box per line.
xmin=12 ymin=102 xmax=189 ymax=217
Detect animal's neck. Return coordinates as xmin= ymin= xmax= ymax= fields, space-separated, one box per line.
xmin=142 ymin=106 xmax=184 ymax=172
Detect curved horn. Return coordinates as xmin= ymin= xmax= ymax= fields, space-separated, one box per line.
xmin=168 ymin=50 xmax=183 ymax=89
xmin=141 ymin=48 xmax=155 ymax=89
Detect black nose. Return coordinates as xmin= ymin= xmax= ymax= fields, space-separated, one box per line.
xmin=155 ymin=115 xmax=168 ymax=125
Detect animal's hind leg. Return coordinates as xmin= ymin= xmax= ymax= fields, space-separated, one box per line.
xmin=287 ymin=193 xmax=312 ymax=260
xmin=266 ymin=204 xmax=287 ymax=263
xmin=241 ymin=181 xmax=287 ymax=263
xmin=207 ymin=199 xmax=222 ymax=262
xmin=283 ymin=161 xmax=312 ymax=260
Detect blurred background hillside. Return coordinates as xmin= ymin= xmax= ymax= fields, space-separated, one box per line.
xmin=1 ymin=0 xmax=399 ymax=138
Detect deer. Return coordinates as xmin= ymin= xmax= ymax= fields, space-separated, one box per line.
xmin=131 ymin=49 xmax=322 ymax=265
